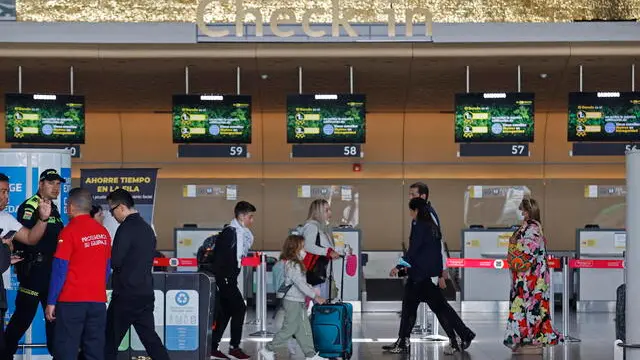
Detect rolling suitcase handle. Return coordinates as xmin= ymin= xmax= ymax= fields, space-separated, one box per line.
xmin=327 ymin=255 xmax=345 ymax=303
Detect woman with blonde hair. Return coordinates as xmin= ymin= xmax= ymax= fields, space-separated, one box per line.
xmin=504 ymin=197 xmax=563 ymax=355
xmin=301 ymin=199 xmax=341 ymax=301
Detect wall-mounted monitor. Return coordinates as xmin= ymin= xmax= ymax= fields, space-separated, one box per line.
xmin=454 ymin=92 xmax=535 ymax=143
xmin=567 ymin=92 xmax=640 ymax=142
xmin=172 ymin=94 xmax=252 ymax=144
xmin=5 ymin=93 xmax=85 ymax=144
xmin=286 ymin=94 xmax=366 ymax=144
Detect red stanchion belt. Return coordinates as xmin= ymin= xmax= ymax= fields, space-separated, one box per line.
xmin=548 ymin=257 xmax=561 ymax=269
xmin=153 ymin=258 xmax=198 ymax=267
xmin=446 ymin=257 xmax=561 ymax=269
xmin=153 ymin=255 xmax=262 ymax=268
xmin=569 ymin=259 xmax=624 ymax=269
xmin=241 ymin=253 xmax=261 ymax=267
xmin=446 ymin=258 xmax=507 ymax=269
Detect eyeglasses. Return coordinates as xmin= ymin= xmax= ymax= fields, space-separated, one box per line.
xmin=109 ymin=204 xmax=120 ymax=216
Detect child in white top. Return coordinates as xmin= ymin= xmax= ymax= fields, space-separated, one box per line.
xmin=260 ymin=235 xmax=327 ymax=360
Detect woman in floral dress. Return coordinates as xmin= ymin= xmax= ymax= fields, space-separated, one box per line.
xmin=504 ymin=197 xmax=563 ymax=355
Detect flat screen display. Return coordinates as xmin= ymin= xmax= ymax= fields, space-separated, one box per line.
xmin=286 ymin=94 xmax=366 ymax=144
xmin=172 ymin=94 xmax=252 ymax=144
xmin=454 ymin=92 xmax=535 ymax=143
xmin=5 ymin=93 xmax=85 ymax=144
xmin=567 ymin=92 xmax=640 ymax=142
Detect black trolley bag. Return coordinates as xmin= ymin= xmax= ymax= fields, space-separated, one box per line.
xmin=310 ymin=257 xmax=353 ymax=359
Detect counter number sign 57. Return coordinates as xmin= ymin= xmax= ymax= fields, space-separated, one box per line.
xmin=511 ymin=145 xmax=526 ymax=155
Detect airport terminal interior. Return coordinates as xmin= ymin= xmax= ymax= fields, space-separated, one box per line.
xmin=1 ymin=0 xmax=640 ymax=359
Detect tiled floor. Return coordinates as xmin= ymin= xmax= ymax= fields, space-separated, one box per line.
xmin=218 ymin=308 xmax=616 ymax=359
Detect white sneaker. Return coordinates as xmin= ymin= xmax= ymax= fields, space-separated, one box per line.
xmin=305 ymin=353 xmax=329 ymax=360
xmin=259 ymin=348 xmax=275 ymax=360
xmin=443 ymin=344 xmax=460 ymax=355
xmin=287 ymin=339 xmax=297 ymax=357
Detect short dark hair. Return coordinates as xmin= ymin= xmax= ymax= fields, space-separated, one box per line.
xmin=106 ymin=189 xmax=135 ymax=209
xmin=234 ymin=201 xmax=256 ymax=218
xmin=0 ymin=173 xmax=9 ymax=182
xmin=410 ymin=182 xmax=429 ymax=199
xmin=68 ymin=188 xmax=93 ymax=213
xmin=90 ymin=205 xmax=102 ymax=218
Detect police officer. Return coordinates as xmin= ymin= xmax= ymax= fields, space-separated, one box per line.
xmin=2 ymin=169 xmax=65 ymax=360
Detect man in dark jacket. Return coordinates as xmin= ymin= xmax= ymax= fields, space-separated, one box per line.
xmin=104 ymin=189 xmax=169 ymax=360
xmin=210 ymin=201 xmax=256 ymax=360
xmin=383 ymin=197 xmax=475 ymax=356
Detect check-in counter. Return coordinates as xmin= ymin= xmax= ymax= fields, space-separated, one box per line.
xmin=113 ymin=272 xmax=216 ymax=360
xmin=576 ymin=228 xmax=625 ymax=312
xmin=461 ymin=228 xmax=513 ymax=312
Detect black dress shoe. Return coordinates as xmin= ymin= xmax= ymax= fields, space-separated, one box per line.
xmin=382 ymin=338 xmax=401 ymax=351
xmin=384 ymin=338 xmax=410 ymax=354
xmin=461 ymin=331 xmax=476 ymax=350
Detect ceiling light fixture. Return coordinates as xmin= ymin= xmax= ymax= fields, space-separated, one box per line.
xmin=33 ymin=94 xmax=57 ymax=100
xmin=315 ymin=94 xmax=338 ymax=100
xmin=597 ymin=92 xmax=620 ymax=98
xmin=200 ymin=95 xmax=223 ymax=101
xmin=483 ymin=93 xmax=507 ymax=99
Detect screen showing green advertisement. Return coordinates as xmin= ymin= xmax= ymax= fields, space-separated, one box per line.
xmin=454 ymin=92 xmax=535 ymax=143
xmin=172 ymin=94 xmax=251 ymax=144
xmin=5 ymin=93 xmax=85 ymax=144
xmin=287 ymin=94 xmax=366 ymax=144
xmin=568 ymin=92 xmax=640 ymax=142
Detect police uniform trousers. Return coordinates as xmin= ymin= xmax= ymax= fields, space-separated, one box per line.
xmin=2 ymin=262 xmax=56 ymax=360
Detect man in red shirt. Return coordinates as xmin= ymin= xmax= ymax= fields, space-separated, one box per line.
xmin=44 ymin=188 xmax=111 ymax=360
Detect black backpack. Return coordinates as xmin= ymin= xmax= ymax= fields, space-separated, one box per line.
xmin=197 ymin=233 xmax=219 ymax=273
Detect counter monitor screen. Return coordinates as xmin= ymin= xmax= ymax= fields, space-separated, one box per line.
xmin=5 ymin=93 xmax=86 ymax=144
xmin=454 ymin=92 xmax=535 ymax=143
xmin=172 ymin=94 xmax=252 ymax=144
xmin=287 ymin=94 xmax=366 ymax=144
xmin=567 ymin=92 xmax=640 ymax=142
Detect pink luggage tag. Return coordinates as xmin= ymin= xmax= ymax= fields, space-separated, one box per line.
xmin=345 ymin=254 xmax=357 ymax=277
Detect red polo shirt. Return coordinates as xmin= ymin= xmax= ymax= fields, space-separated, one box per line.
xmin=54 ymin=214 xmax=111 ymax=303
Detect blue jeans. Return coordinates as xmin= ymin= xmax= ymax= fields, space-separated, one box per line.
xmin=55 ymin=302 xmax=106 ymax=360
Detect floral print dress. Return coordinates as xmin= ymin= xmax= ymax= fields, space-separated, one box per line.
xmin=503 ymin=220 xmax=563 ymax=349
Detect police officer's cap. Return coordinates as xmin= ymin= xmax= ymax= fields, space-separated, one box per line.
xmin=39 ymin=169 xmax=66 ymax=183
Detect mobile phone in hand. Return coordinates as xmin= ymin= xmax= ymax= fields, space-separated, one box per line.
xmin=2 ymin=230 xmax=16 ymax=240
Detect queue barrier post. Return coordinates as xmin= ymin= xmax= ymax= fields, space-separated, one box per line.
xmin=412 ymin=304 xmax=429 ymax=335
xmin=562 ymin=257 xmax=581 ymax=343
xmin=563 ymin=257 xmax=626 ymax=344
xmin=422 ymin=308 xmax=449 ymax=342
xmin=250 ymin=253 xmax=274 ymax=337
xmin=548 ymin=256 xmax=560 ymax=327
